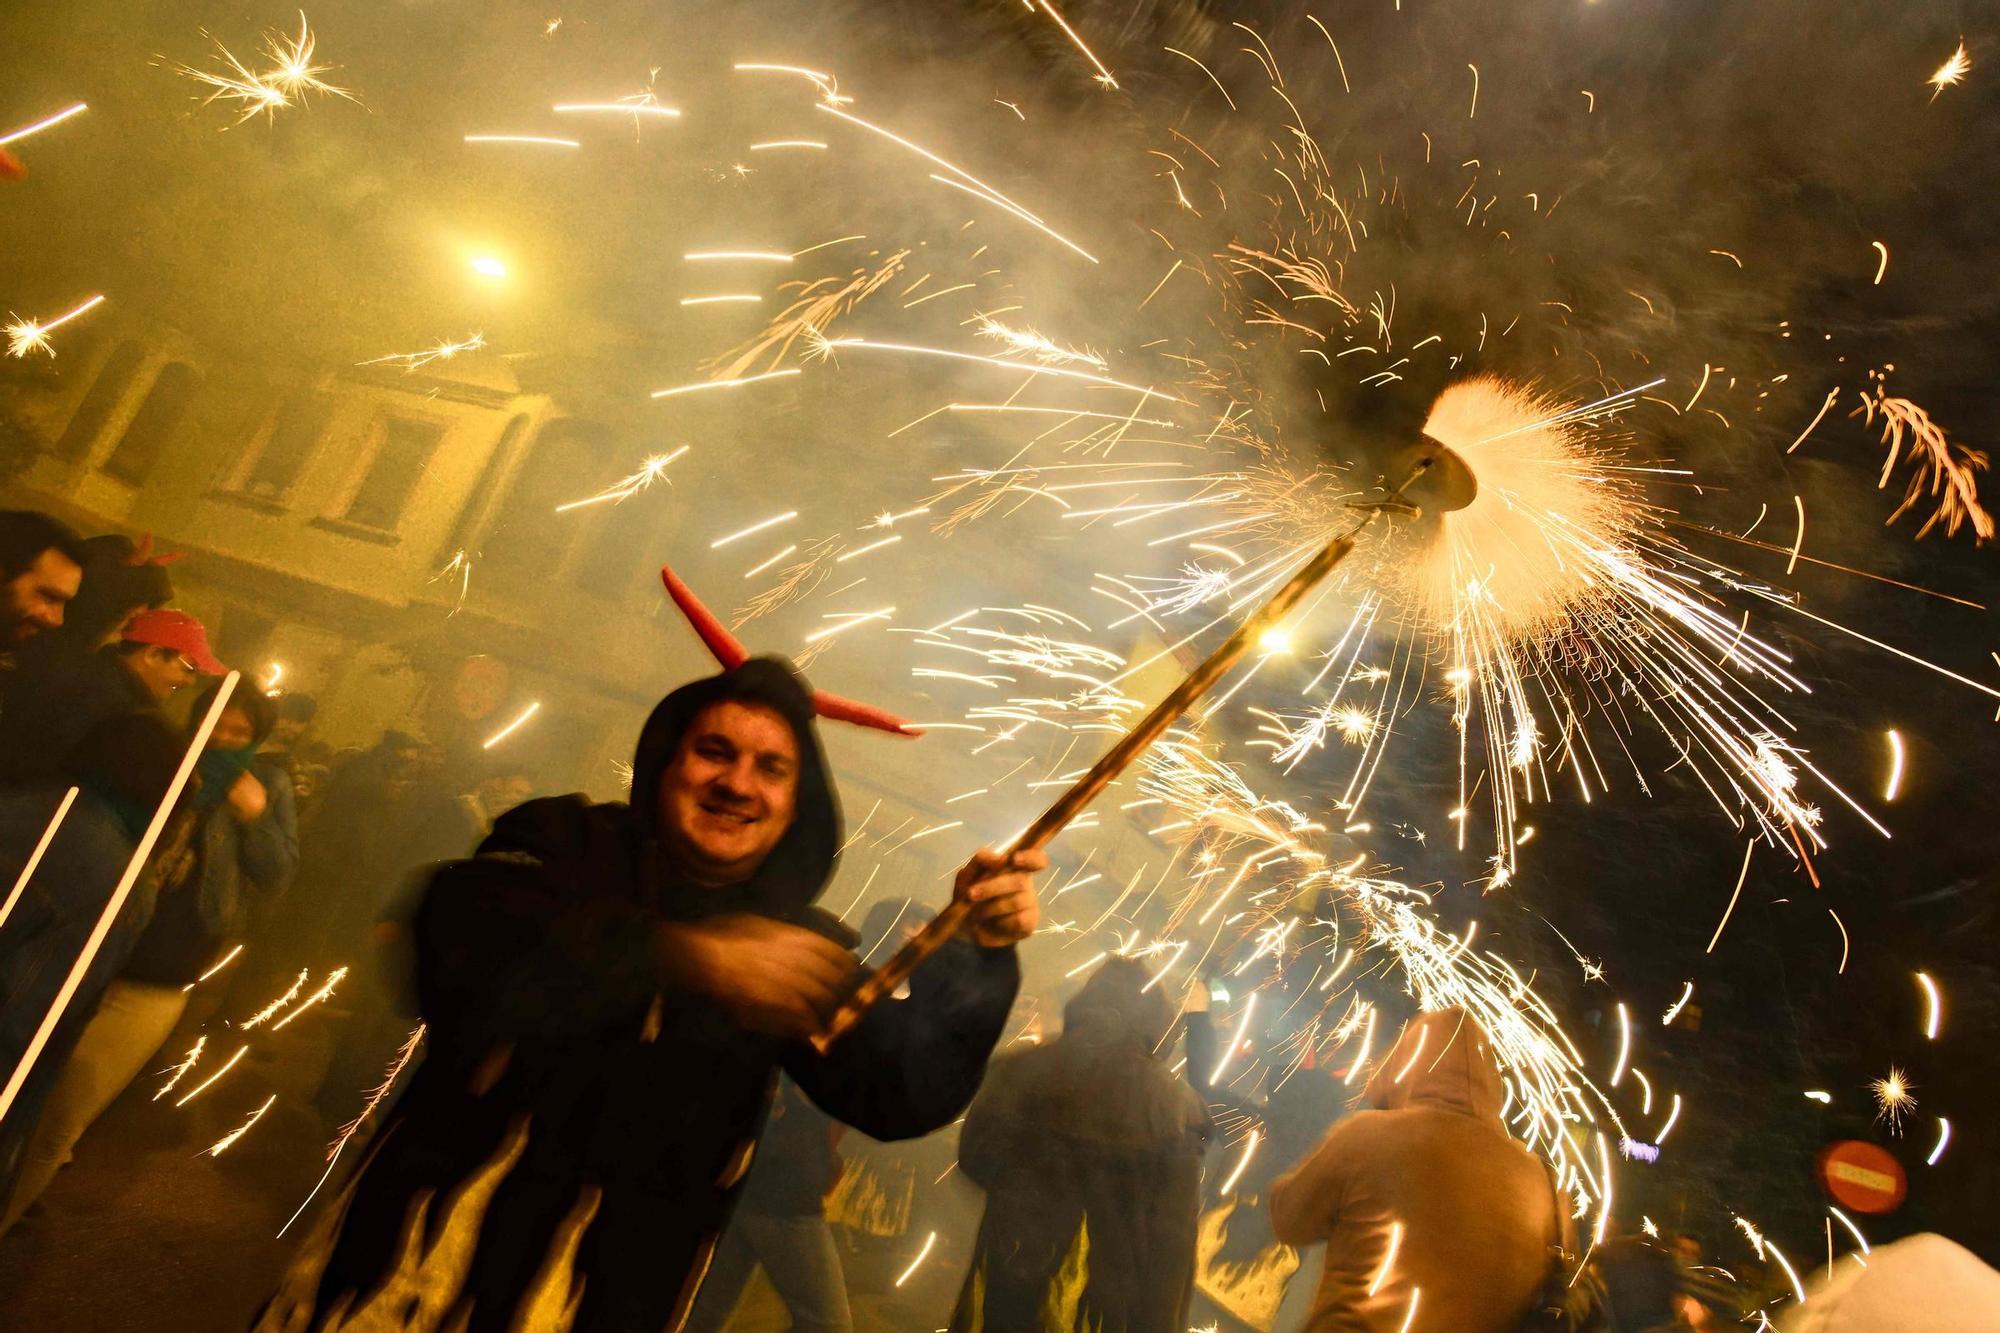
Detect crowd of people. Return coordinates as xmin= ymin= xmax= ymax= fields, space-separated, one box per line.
xmin=0 ymin=507 xmax=1896 ymax=1331
xmin=0 ymin=509 xmax=533 ymax=1234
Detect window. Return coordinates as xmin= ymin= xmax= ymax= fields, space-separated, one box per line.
xmin=344 ymin=416 xmax=444 ymax=531
xmin=102 ymin=361 xmax=202 ymax=485
xmin=479 ymin=419 xmax=614 ymax=594
xmin=439 ymin=413 xmax=530 ymax=558
xmin=244 ymin=391 xmax=333 ymax=499
xmin=55 ymin=341 xmax=146 ymax=460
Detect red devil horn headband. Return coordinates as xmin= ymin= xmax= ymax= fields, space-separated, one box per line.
xmin=660 ymin=564 xmax=923 ymax=738
xmin=127 ymin=533 xmax=186 ymax=567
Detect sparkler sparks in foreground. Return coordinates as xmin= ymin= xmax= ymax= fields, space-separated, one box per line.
xmin=280 ymin=1023 xmax=427 ymax=1239
xmin=152 ymin=1037 xmax=207 ymax=1102
xmin=1882 ymin=729 xmax=1907 ymax=801
xmin=1369 ymin=1220 xmax=1404 ymax=1296
xmin=1927 ymin=1117 xmax=1952 ymax=1166
xmin=358 ymin=333 xmax=485 ymax=372
xmin=339 ymin=1025 xmax=426 ymax=1158
xmin=978 ymin=318 xmax=1108 ymax=369
xmin=0 ymin=102 xmax=88 ymax=148
xmin=1385 ymin=375 xmax=1876 ymax=868
xmin=269 ymin=966 xmax=348 ymax=1031
xmin=554 ymin=446 xmax=689 ymax=512
xmin=0 ymin=788 xmax=79 ymax=933
xmin=6 ymin=294 xmax=106 ymax=358
xmin=650 ymin=368 xmax=800 ymax=400
xmin=176 ymin=14 xmax=359 ymax=127
xmin=710 ymin=511 xmax=798 ymax=549
xmin=1928 ymin=40 xmax=1971 ymax=101
xmin=463 ymin=135 xmax=580 ymax=149
xmin=207 ymin=1095 xmax=278 ymax=1156
xmin=1870 ymin=1066 xmax=1916 ymax=1134
xmin=1029 ymin=0 xmax=1119 ymax=88
xmin=175 ymin=1043 xmax=248 ymax=1107
xmin=1855 ymin=379 xmax=1994 ymax=542
xmin=243 ymin=969 xmax=310 ymax=1029
xmin=553 ymin=95 xmax=681 ymax=120
xmin=892 ymin=1230 xmax=938 ymax=1288
xmin=482 ymin=703 xmax=542 ymax=750
xmin=1915 ymin=971 xmax=1942 ymax=1039
xmin=1218 ymin=1128 xmax=1262 ymax=1195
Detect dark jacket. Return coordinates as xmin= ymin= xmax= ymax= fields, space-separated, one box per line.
xmin=0 ymin=785 xmax=179 ymax=1193
xmin=123 ymin=756 xmax=298 ymax=986
xmin=1269 ymin=1008 xmax=1560 ymax=1333
xmin=257 ymin=658 xmax=1020 ymax=1333
xmin=950 ymin=959 xmax=1213 ymax=1333
xmin=0 ymin=646 xmax=152 ymax=785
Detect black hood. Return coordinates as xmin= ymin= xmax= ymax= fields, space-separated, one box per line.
xmin=630 ymin=656 xmax=842 ymax=919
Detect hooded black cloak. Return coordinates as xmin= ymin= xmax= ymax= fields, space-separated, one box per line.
xmin=258 ymin=659 xmax=1019 ymax=1333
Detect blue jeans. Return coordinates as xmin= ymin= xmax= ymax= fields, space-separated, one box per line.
xmin=684 ymin=1210 xmax=853 ymax=1333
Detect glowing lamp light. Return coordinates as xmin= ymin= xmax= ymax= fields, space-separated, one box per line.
xmin=469 ymin=255 xmax=508 ymax=278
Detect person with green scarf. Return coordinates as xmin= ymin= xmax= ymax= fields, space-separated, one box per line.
xmin=0 ymin=683 xmax=298 ymax=1234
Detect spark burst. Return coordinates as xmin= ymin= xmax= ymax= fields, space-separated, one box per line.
xmin=554 ymin=445 xmax=689 ymax=513
xmin=1855 ymin=376 xmax=1993 ymax=543
xmin=1928 ymin=40 xmax=1971 ymax=101
xmin=6 ymin=294 xmax=106 ymax=358
xmin=268 ymin=967 xmax=348 ymax=1031
xmin=207 ymin=1095 xmax=277 ymax=1156
xmin=175 ymin=13 xmax=359 ymax=128
xmin=358 ymin=333 xmax=486 ymax=372
xmin=1871 ymin=1066 xmax=1917 ymax=1134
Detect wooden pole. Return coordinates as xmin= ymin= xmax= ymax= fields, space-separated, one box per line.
xmin=811 ymin=530 xmax=1365 ymax=1052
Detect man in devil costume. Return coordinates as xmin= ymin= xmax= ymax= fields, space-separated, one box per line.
xmin=257 ymin=637 xmax=1043 ymax=1332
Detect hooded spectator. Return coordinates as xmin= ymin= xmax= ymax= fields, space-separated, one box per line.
xmin=949 ymin=954 xmax=1214 ymax=1333
xmin=1269 ymin=1007 xmax=1564 ymax=1333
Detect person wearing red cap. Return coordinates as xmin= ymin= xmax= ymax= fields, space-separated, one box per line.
xmin=114 ymin=608 xmax=226 ymax=703
xmin=0 ymin=606 xmax=224 ymax=786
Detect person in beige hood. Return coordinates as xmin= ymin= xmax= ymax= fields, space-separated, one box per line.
xmin=1270 ymin=1007 xmax=1562 ymax=1332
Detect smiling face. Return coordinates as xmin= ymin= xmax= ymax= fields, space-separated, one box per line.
xmin=657 ymin=699 xmax=800 ymax=887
